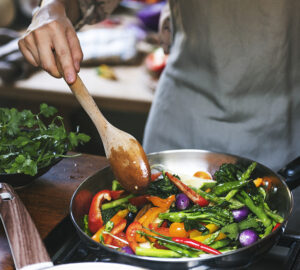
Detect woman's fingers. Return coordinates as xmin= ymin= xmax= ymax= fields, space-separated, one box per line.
xmin=21 ymin=33 xmax=40 ymax=66
xmin=66 ymin=28 xmax=83 ymax=73
xmin=32 ymin=27 xmax=61 ymax=78
xmin=18 ymin=0 xmax=82 ymax=84
xmin=51 ymin=22 xmax=77 ymax=84
xmin=18 ymin=39 xmax=38 ymax=67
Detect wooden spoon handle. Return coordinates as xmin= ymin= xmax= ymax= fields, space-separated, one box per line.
xmin=68 ymin=75 xmax=109 ymax=139
xmin=0 ymin=183 xmax=52 ymax=270
xmin=54 ymin=54 xmax=109 ymax=150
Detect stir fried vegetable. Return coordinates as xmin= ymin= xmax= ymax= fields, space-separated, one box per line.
xmin=83 ymin=162 xmax=284 ymax=258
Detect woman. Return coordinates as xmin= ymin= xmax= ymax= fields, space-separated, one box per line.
xmin=19 ymin=0 xmax=300 ymax=171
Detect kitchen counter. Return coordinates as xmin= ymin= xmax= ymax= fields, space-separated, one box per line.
xmin=0 ymin=65 xmax=155 ymax=113
xmin=0 ymin=153 xmax=109 ymax=270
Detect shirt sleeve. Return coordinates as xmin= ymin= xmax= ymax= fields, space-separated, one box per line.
xmin=74 ymin=0 xmax=121 ymax=30
xmin=158 ymin=2 xmax=172 ymax=54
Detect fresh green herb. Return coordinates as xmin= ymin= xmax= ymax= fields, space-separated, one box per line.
xmin=0 ymin=104 xmax=90 ymax=175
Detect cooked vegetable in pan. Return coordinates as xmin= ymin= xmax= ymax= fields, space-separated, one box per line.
xmin=83 ymin=162 xmax=284 ymax=258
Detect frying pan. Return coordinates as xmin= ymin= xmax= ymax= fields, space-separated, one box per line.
xmin=70 ymin=149 xmax=300 ymax=269
xmin=0 ymin=183 xmax=146 ymax=270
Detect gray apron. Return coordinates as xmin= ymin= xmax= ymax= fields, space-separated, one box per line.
xmin=143 ymin=0 xmax=300 ymax=171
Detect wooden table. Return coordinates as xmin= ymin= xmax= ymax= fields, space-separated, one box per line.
xmin=0 ymin=153 xmax=109 ymax=270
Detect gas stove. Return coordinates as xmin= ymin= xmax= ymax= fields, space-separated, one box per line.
xmin=44 ymin=214 xmax=300 ymax=270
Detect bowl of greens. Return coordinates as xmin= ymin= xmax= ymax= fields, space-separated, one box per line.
xmin=0 ymin=103 xmax=90 ymax=187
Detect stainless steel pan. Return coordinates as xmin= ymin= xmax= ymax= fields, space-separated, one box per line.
xmin=70 ymin=149 xmax=300 ymax=269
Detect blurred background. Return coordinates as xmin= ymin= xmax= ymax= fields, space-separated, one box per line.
xmin=0 ymin=0 xmax=168 ymax=156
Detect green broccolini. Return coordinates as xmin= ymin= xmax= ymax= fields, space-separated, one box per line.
xmin=159 ymin=206 xmax=233 ymax=226
xmin=236 ymin=191 xmax=271 ymax=227
xmin=213 ymin=163 xmax=244 ymax=183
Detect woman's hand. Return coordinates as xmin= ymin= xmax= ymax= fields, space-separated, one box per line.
xmin=18 ymin=0 xmax=82 ymax=84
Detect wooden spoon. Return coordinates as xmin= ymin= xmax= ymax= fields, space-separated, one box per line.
xmin=61 ymin=72 xmax=151 ymax=194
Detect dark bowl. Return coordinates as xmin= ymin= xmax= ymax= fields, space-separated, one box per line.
xmin=0 ymin=157 xmax=63 ymax=188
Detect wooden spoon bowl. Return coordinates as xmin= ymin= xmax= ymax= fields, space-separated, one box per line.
xmin=66 ymin=75 xmax=150 ymax=194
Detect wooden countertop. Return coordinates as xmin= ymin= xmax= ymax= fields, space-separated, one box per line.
xmin=0 ymin=153 xmax=109 ymax=270
xmin=0 ymin=65 xmax=155 ymax=113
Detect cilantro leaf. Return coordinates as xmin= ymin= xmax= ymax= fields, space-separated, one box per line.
xmin=0 ymin=104 xmax=90 ymax=176
xmin=39 ymin=103 xmax=58 ymax=117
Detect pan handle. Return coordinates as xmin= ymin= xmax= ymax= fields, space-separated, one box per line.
xmin=0 ymin=183 xmax=53 ymax=270
xmin=277 ymin=156 xmax=300 ymax=190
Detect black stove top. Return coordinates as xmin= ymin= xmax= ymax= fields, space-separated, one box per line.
xmin=44 ymin=215 xmax=300 ymax=270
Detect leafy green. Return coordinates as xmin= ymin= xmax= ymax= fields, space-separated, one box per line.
xmin=221 ymin=223 xmax=239 ymax=240
xmin=238 ymin=216 xmax=264 ymax=232
xmin=183 ymin=219 xmax=208 ymax=232
xmin=101 ymin=207 xmax=120 ymax=224
xmin=0 ymin=104 xmax=90 ymax=176
xmin=213 ymin=163 xmax=244 ymax=183
xmin=148 ymin=171 xmax=179 ymax=198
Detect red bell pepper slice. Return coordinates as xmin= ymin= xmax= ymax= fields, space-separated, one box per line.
xmin=110 ymin=190 xmax=124 ymax=200
xmin=165 ymin=172 xmax=209 ymax=207
xmin=128 ymin=195 xmax=148 ymax=207
xmin=111 ymin=232 xmax=128 ymax=248
xmin=126 ymin=221 xmax=143 ymax=253
xmin=171 ymin=237 xmax=221 ymax=255
xmin=88 ymin=190 xmax=112 ymax=234
xmin=151 ymin=172 xmax=162 ymax=182
xmin=105 ymin=218 xmax=127 ymax=245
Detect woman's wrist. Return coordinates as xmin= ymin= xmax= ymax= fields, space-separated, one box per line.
xmin=38 ymin=0 xmax=80 ymax=25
